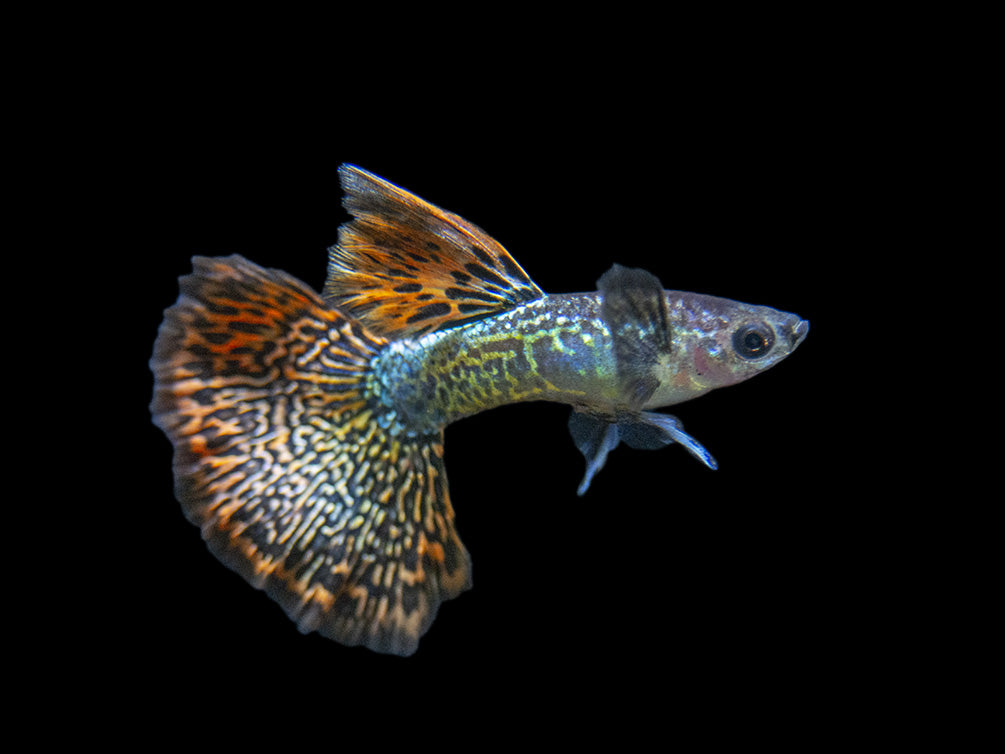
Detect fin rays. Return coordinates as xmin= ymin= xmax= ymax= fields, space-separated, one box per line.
xmin=324 ymin=165 xmax=543 ymax=338
xmin=569 ymin=409 xmax=718 ymax=494
xmin=151 ymin=255 xmax=471 ymax=655
xmin=598 ymin=264 xmax=673 ymax=407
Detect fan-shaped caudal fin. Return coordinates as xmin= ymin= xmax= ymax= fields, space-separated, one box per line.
xmin=151 ymin=255 xmax=471 ymax=655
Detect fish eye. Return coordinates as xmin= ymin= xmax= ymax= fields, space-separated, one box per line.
xmin=732 ymin=323 xmax=774 ymax=359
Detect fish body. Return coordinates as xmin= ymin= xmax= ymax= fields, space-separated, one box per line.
xmin=151 ymin=166 xmax=808 ymax=655
xmin=372 ymin=289 xmax=805 ymax=434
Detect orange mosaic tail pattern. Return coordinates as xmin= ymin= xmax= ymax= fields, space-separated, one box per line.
xmin=150 ymin=255 xmax=471 ymax=655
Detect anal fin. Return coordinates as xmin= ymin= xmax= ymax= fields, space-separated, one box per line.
xmin=568 ymin=409 xmax=718 ymax=495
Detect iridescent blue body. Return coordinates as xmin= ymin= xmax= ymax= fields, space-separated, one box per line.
xmin=371 ymin=295 xmax=614 ymax=435
xmin=372 ymin=290 xmax=807 ymax=437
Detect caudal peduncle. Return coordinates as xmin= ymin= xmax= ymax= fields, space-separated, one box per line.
xmin=371 ymin=293 xmax=625 ymax=434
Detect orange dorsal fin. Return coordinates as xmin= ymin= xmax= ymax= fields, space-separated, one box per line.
xmin=324 ymin=165 xmax=544 ymax=338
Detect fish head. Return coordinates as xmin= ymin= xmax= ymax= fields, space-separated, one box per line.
xmin=645 ymin=291 xmax=809 ymax=408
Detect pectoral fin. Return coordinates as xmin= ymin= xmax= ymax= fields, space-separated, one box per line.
xmin=568 ymin=409 xmax=718 ymax=495
xmin=597 ymin=264 xmax=673 ymax=407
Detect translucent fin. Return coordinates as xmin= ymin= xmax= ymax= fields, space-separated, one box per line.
xmin=151 ymin=255 xmax=471 ymax=655
xmin=569 ymin=408 xmax=717 ymax=494
xmin=324 ymin=165 xmax=544 ymax=339
xmin=621 ymin=412 xmax=718 ymax=470
xmin=568 ymin=410 xmax=622 ymax=496
xmin=597 ymin=264 xmax=673 ymax=407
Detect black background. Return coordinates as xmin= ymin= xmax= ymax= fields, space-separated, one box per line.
xmin=29 ymin=0 xmax=992 ymax=736
xmin=97 ymin=63 xmax=918 ymax=731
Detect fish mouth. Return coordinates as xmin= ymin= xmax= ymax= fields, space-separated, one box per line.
xmin=787 ymin=319 xmax=810 ymax=349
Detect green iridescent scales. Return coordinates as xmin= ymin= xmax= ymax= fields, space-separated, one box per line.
xmin=151 ymin=165 xmax=808 ymax=655
xmin=370 ymin=295 xmax=621 ymax=435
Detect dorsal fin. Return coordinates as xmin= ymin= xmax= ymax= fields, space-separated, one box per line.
xmin=324 ymin=165 xmax=544 ymax=338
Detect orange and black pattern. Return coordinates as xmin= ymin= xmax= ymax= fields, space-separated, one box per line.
xmin=151 ymin=255 xmax=471 ymax=655
xmin=324 ymin=166 xmax=543 ymax=339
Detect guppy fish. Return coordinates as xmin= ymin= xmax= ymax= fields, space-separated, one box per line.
xmin=151 ymin=166 xmax=808 ymax=656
